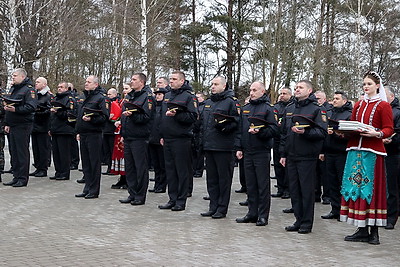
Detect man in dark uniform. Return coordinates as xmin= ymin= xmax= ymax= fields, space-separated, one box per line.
xmin=102 ymin=88 xmax=118 ymax=175
xmin=235 ymin=81 xmax=278 ymax=226
xmin=158 ymin=71 xmax=198 ymax=211
xmin=314 ymin=90 xmax=333 ymax=204
xmin=148 ymin=87 xmax=168 ymax=193
xmin=68 ymin=82 xmax=80 ymax=170
xmin=320 ymin=91 xmax=352 ymax=220
xmin=279 ymin=80 xmax=327 ymax=233
xmin=49 ymin=82 xmax=77 ymax=181
xmin=118 ymin=73 xmax=155 ymax=205
xmin=30 ymin=77 xmax=51 ymax=177
xmin=272 ymin=87 xmax=293 ymax=199
xmin=383 ymin=87 xmax=400 ymax=230
xmin=3 ymin=68 xmax=37 ymax=187
xmin=199 ymin=76 xmax=240 ymax=219
xmin=193 ymin=92 xmax=206 ymax=178
xmin=75 ymin=75 xmax=108 ymax=199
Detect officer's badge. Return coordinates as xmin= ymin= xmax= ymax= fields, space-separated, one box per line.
xmin=274 ymin=114 xmax=278 ymax=122
xmin=30 ymin=89 xmax=36 ymax=99
xmin=194 ymin=100 xmax=197 ymax=109
xmin=236 ymin=103 xmax=241 ymax=114
xmin=148 ymin=99 xmax=153 ymax=110
xmin=321 ymin=110 xmax=327 ymax=122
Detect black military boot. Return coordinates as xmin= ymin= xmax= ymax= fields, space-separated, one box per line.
xmin=111 ymin=175 xmax=127 ymax=189
xmin=368 ymin=226 xmax=380 ymax=245
xmin=344 ymin=227 xmax=369 ymax=242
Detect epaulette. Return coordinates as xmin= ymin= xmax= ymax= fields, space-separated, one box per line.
xmin=148 ymin=93 xmax=153 ymax=97
xmin=269 ymin=103 xmax=274 ymax=107
xmin=27 ymin=84 xmax=33 ymax=88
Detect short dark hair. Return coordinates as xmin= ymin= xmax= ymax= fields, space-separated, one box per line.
xmin=334 ymin=91 xmax=348 ymax=101
xmin=172 ymin=71 xmax=185 ymax=80
xmin=133 ymin=73 xmax=147 ymax=84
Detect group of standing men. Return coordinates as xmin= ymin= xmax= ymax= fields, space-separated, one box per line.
xmin=2 ymin=68 xmax=398 ymax=234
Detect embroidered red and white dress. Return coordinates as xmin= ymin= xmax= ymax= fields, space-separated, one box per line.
xmin=340 ymin=95 xmax=393 ymax=227
xmin=110 ymin=99 xmax=125 ymax=175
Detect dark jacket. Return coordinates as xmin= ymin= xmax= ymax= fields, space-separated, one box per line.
xmin=121 ymin=86 xmax=155 ymax=141
xmin=160 ymin=81 xmax=198 ymax=139
xmin=4 ymin=77 xmax=37 ymax=127
xmin=33 ymin=88 xmax=52 ymax=133
xmin=50 ymin=91 xmax=77 ymax=135
xmin=103 ymin=96 xmax=119 ymax=135
xmin=201 ymin=89 xmax=240 ymax=151
xmin=274 ymin=97 xmax=294 ymax=142
xmin=75 ymin=87 xmax=108 ymax=134
xmin=385 ymin=97 xmax=400 ymax=155
xmin=149 ymin=99 xmax=163 ymax=144
xmin=239 ymin=94 xmax=279 ymax=153
xmin=279 ymin=94 xmax=327 ymax=160
xmin=324 ymin=101 xmax=352 ymax=154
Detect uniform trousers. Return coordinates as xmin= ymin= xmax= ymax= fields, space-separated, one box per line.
xmin=80 ymin=133 xmax=102 ymax=196
xmin=70 ymin=134 xmax=80 ymax=168
xmin=163 ymin=138 xmax=192 ymax=207
xmin=124 ymin=139 xmax=149 ymax=202
xmin=149 ymin=143 xmax=167 ymax=191
xmin=193 ymin=143 xmax=205 ymax=176
xmin=9 ymin=124 xmax=32 ymax=184
xmin=52 ymin=134 xmax=72 ymax=179
xmin=325 ymin=153 xmax=347 ymax=215
xmin=244 ymin=151 xmax=271 ymax=220
xmin=0 ymin=133 xmax=5 ymax=172
xmin=102 ymin=134 xmax=115 ymax=171
xmin=385 ymin=154 xmax=400 ymax=226
xmin=287 ymin=158 xmax=317 ymax=230
xmin=273 ymin=140 xmax=287 ymax=194
xmin=32 ymin=132 xmax=50 ymax=172
xmin=315 ymin=159 xmax=329 ymax=201
xmin=238 ymin=158 xmax=247 ymax=190
xmin=205 ymin=151 xmax=234 ymax=215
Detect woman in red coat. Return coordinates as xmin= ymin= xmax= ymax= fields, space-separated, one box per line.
xmin=340 ymin=71 xmax=393 ymax=245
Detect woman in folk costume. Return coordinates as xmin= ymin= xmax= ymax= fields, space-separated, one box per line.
xmin=340 ymin=71 xmax=393 ymax=245
xmin=110 ymin=84 xmax=132 ymax=189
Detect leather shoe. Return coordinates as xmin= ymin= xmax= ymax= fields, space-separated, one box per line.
xmin=256 ymin=218 xmax=268 ymax=226
xmin=235 ymin=187 xmax=247 ymax=193
xmin=321 ymin=212 xmax=339 ymax=219
xmin=12 ymin=181 xmax=27 ymax=187
xmin=298 ymin=228 xmax=312 ymax=234
xmin=3 ymin=180 xmax=17 ymax=186
xmin=322 ymin=198 xmax=331 ymax=205
xmin=154 ymin=189 xmax=166 ymax=193
xmin=203 ymin=196 xmax=210 ymax=200
xmin=385 ymin=222 xmax=395 ymax=230
xmin=281 ymin=192 xmax=290 ymax=199
xmin=119 ymin=198 xmax=134 ymax=204
xmin=34 ymin=171 xmax=47 ymax=177
xmin=70 ymin=165 xmax=78 ymax=170
xmin=282 ymin=208 xmax=294 ymax=213
xmin=236 ymin=215 xmax=257 ymax=223
xmin=49 ymin=176 xmax=57 ymax=180
xmin=56 ymin=177 xmax=69 ymax=180
xmin=75 ymin=193 xmax=87 ymax=198
xmin=158 ymin=203 xmax=175 ymax=209
xmin=171 ymin=205 xmax=185 ymax=211
xmin=211 ymin=212 xmax=226 ymax=219
xmin=200 ymin=211 xmax=216 ymax=217
xmin=239 ymin=200 xmax=248 ymax=206
xmin=29 ymin=170 xmax=38 ymax=176
xmin=271 ymin=192 xmax=283 ymax=198
xmin=76 ymin=178 xmax=85 ymax=183
xmin=285 ymin=224 xmax=300 ymax=232
xmin=84 ymin=194 xmax=98 ymax=199
xmin=131 ymin=200 xmax=145 ymax=205
xmin=187 ymin=193 xmax=192 ymax=197
xmin=148 ymin=188 xmax=156 ymax=192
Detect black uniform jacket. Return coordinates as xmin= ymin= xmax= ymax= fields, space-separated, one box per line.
xmin=4 ymin=77 xmax=37 ymax=126
xmin=149 ymin=100 xmax=163 ymax=145
xmin=121 ymin=86 xmax=155 ymax=141
xmin=103 ymin=96 xmax=119 ymax=135
xmin=75 ymin=86 xmax=108 ymax=134
xmin=385 ymin=97 xmax=400 ymax=155
xmin=33 ymin=89 xmax=52 ymax=133
xmin=160 ymin=81 xmax=198 ymax=139
xmin=274 ymin=97 xmax=294 ymax=142
xmin=201 ymin=89 xmax=240 ymax=152
xmin=239 ymin=94 xmax=279 ymax=153
xmin=324 ymin=101 xmax=352 ymax=154
xmin=279 ymin=94 xmax=327 ymax=160
xmin=50 ymin=91 xmax=77 ymax=135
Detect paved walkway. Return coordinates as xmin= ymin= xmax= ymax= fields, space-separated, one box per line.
xmin=0 ymin=157 xmax=399 ymax=266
